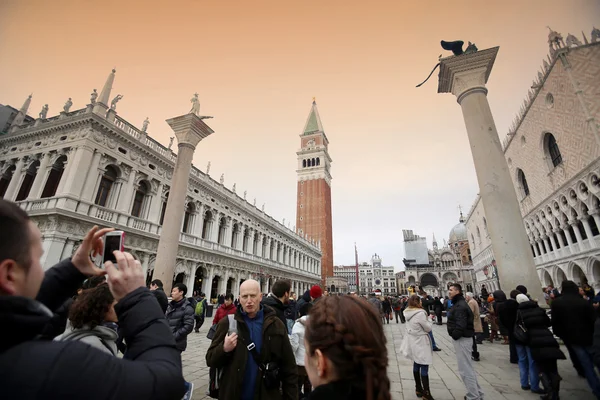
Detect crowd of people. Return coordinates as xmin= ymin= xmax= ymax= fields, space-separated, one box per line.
xmin=3 ymin=196 xmax=599 ymax=400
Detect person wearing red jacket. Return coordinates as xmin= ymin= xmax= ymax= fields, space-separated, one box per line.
xmin=213 ymin=293 xmax=236 ymax=325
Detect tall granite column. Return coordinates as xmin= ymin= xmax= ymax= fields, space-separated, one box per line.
xmin=153 ymin=113 xmax=214 ymax=293
xmin=437 ymin=46 xmax=543 ymax=302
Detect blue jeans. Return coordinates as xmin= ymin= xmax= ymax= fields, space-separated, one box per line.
xmin=413 ymin=362 xmax=429 ymax=376
xmin=429 ymin=331 xmax=438 ymax=349
xmin=515 ymin=344 xmax=540 ymax=390
xmin=570 ymin=344 xmax=600 ymax=398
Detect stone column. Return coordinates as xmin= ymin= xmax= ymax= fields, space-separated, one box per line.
xmin=141 ymin=253 xmax=150 ymax=276
xmin=147 ymin=182 xmax=164 ymax=223
xmin=80 ymin=153 xmax=103 ymax=203
xmin=437 ymin=46 xmax=543 ymax=301
xmin=60 ymin=145 xmax=95 ymax=197
xmin=4 ymin=157 xmax=26 ymax=200
xmin=223 ymin=217 xmax=233 ymax=247
xmin=193 ymin=203 xmax=205 ymax=238
xmin=27 ymin=153 xmax=51 ymax=200
xmin=548 ymin=234 xmax=558 ymax=252
xmin=543 ymin=237 xmax=551 ymax=254
xmin=61 ymin=239 xmax=75 ymax=259
xmin=554 ymin=229 xmax=565 ymax=248
xmin=570 ymin=220 xmax=583 ymax=243
xmin=186 ymin=262 xmax=196 ymax=294
xmin=563 ymin=227 xmax=574 ymax=247
xmin=55 ymin=149 xmax=76 ymax=195
xmin=256 ymin=233 xmax=263 ymax=257
xmin=209 ymin=213 xmax=220 ymax=243
xmin=591 ymin=211 xmax=600 ymax=233
xmin=202 ymin=265 xmax=215 ymax=298
xmin=116 ymin=168 xmax=137 ymax=213
xmin=581 ymin=217 xmax=594 ymax=241
xmin=153 ymin=113 xmax=214 ymax=293
xmin=266 ymin=237 xmax=272 ymax=259
xmin=236 ymin=223 xmax=245 ymax=250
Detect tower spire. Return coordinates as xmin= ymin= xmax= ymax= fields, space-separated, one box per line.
xmin=93 ymin=68 xmax=116 ymax=116
xmin=11 ymin=93 xmax=33 ymax=128
xmin=303 ymin=99 xmax=324 ymax=134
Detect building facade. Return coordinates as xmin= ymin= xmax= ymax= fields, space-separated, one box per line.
xmin=0 ymin=71 xmax=322 ymax=301
xmin=402 ymin=218 xmax=475 ymax=298
xmin=296 ymin=100 xmax=334 ymax=285
xmin=325 ymin=276 xmax=349 ymax=294
xmin=358 ymin=254 xmax=396 ymax=295
xmin=333 ymin=264 xmax=358 ymax=292
xmin=396 ymin=271 xmax=407 ymax=295
xmin=465 ymin=30 xmax=600 ymax=293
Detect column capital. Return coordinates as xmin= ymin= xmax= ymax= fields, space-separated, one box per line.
xmin=438 ymin=46 xmax=499 ymax=101
xmin=166 ymin=113 xmax=214 ymax=148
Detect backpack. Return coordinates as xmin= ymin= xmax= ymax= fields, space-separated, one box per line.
xmin=195 ymin=299 xmax=205 ymax=316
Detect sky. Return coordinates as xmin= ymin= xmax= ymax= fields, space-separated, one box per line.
xmin=1 ymin=0 xmax=598 ymax=271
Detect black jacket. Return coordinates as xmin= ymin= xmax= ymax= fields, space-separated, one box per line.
xmin=308 ymin=379 xmax=367 ymax=400
xmin=0 ymin=259 xmax=185 ymax=400
xmin=498 ymin=299 xmax=519 ymax=339
xmin=518 ymin=300 xmax=565 ymax=362
xmin=551 ymin=281 xmax=596 ymax=346
xmin=206 ymin=305 xmax=297 ymax=400
xmin=593 ymin=316 xmax=600 ymax=368
xmin=262 ymin=294 xmax=288 ymax=328
xmin=152 ymin=287 xmax=169 ymax=313
xmin=447 ymin=294 xmax=474 ymax=340
xmin=165 ymin=298 xmax=195 ymax=351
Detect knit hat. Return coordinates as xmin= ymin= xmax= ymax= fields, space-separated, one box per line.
xmin=310 ymin=285 xmax=323 ymax=299
xmin=516 ymin=294 xmax=529 ymax=304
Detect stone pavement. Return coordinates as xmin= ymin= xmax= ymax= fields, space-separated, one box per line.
xmin=182 ymin=315 xmax=593 ymax=400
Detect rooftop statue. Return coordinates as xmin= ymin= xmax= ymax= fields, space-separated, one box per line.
xmin=416 ymin=40 xmax=478 ymax=88
xmin=90 ymin=89 xmax=98 ymax=104
xmin=63 ymin=98 xmax=73 ymax=112
xmin=592 ymin=27 xmax=600 ymax=43
xmin=168 ymin=137 xmax=174 ymax=150
xmin=190 ymin=93 xmax=200 ymax=115
xmin=142 ymin=117 xmax=149 ymax=132
xmin=39 ymin=104 xmax=49 ymax=119
xmin=110 ymin=94 xmax=123 ymax=110
xmin=566 ymin=33 xmax=582 ymax=47
xmin=220 ymin=174 xmax=224 ymax=185
xmin=206 ymin=161 xmax=211 ymax=174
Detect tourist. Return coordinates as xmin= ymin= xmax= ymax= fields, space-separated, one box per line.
xmin=512 ymin=294 xmax=545 ymax=394
xmin=194 ymin=292 xmax=208 ymax=333
xmin=217 ymin=293 xmax=225 ymax=309
xmin=433 ymin=296 xmax=444 ymax=325
xmin=304 ymin=295 xmax=391 ymax=399
xmin=551 ymin=280 xmax=600 ymax=398
xmin=290 ymin=302 xmax=313 ymax=399
xmin=400 ymin=295 xmax=434 ymax=400
xmin=447 ymin=283 xmax=484 ymax=400
xmin=206 ymin=279 xmax=297 ymax=399
xmin=487 ymin=293 xmax=500 ymax=343
xmin=150 ymin=279 xmax=169 ymax=313
xmin=285 ymin=291 xmax=298 ymax=332
xmin=310 ymin=285 xmax=323 ymax=303
xmin=166 ymin=283 xmax=195 ymax=352
xmin=213 ymin=293 xmax=236 ymax=325
xmin=492 ymin=290 xmax=510 ymax=345
xmin=367 ymin=292 xmax=383 ymax=320
xmin=0 ymin=199 xmax=185 ymax=399
xmin=421 ymin=291 xmax=442 ymax=351
xmin=392 ymin=296 xmax=402 ymax=323
xmin=262 ymin=279 xmax=292 ymax=328
xmin=518 ymin=293 xmax=565 ymax=399
xmin=498 ymin=290 xmax=520 ymax=364
xmin=382 ymin=296 xmax=392 ymax=324
xmin=480 ymin=285 xmax=489 ymax=300
xmin=465 ymin=292 xmax=482 ymax=362
xmin=584 ymin=283 xmax=596 ymax=303
xmin=55 ymin=283 xmax=118 ymax=356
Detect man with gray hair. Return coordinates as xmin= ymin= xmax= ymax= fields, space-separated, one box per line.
xmin=465 ymin=292 xmax=482 ymax=362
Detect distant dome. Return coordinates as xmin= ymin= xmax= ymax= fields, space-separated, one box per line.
xmin=449 ymin=213 xmax=468 ymax=244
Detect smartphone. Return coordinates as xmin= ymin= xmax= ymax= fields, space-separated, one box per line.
xmin=102 ymin=231 xmax=125 ymax=264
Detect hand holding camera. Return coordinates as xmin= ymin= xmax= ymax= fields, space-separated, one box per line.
xmin=72 ymin=226 xmax=114 ymax=277
xmin=105 ymin=251 xmax=145 ymax=301
xmin=224 ymin=332 xmax=238 ymax=352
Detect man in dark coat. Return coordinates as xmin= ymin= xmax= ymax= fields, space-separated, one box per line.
xmin=166 ymin=283 xmax=195 ymax=352
xmin=447 ymin=283 xmax=483 ymax=400
xmin=551 ymin=280 xmax=600 ymax=398
xmin=261 ymin=279 xmax=291 ymax=328
xmin=206 ymin=279 xmax=297 ymax=400
xmin=0 ymin=199 xmax=185 ymax=400
xmin=150 ymin=279 xmax=169 ymax=313
xmin=498 ymin=289 xmax=520 ymax=364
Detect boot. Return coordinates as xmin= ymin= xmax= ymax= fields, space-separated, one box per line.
xmin=421 ymin=375 xmax=435 ymax=400
xmin=539 ymin=372 xmax=552 ymax=399
xmin=548 ymin=372 xmax=561 ymax=400
xmin=413 ymin=371 xmax=423 ymax=398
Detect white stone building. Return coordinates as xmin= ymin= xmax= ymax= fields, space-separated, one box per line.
xmin=358 ymin=254 xmax=396 ymax=296
xmin=333 ymin=265 xmax=358 ymax=292
xmin=465 ymin=30 xmax=600 ymax=293
xmin=402 ymin=219 xmax=475 ymax=298
xmin=0 ymin=70 xmax=322 ymax=300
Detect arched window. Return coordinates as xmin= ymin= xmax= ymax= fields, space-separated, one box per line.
xmin=131 ymin=181 xmax=150 ymax=218
xmin=545 ymin=133 xmax=562 ymax=167
xmin=517 ymin=168 xmax=530 ymax=197
xmin=218 ymin=217 xmax=226 ymax=244
xmin=182 ymin=202 xmax=195 ymax=234
xmin=42 ymin=156 xmax=67 ymax=199
xmin=0 ymin=165 xmax=16 ymax=198
xmin=202 ymin=210 xmax=212 ymax=239
xmin=16 ymin=160 xmax=39 ymax=201
xmin=94 ymin=165 xmax=118 ymax=206
xmin=302 ymin=159 xmax=306 ymax=168
xmin=311 ymin=158 xmax=315 ymax=167
xmin=316 ymin=157 xmax=320 ymax=166
xmin=159 ymin=192 xmax=169 ymax=225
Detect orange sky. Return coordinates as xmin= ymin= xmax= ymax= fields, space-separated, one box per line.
xmin=1 ymin=0 xmax=598 ymax=269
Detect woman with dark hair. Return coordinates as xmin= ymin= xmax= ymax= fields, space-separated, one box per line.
xmin=55 ymin=284 xmax=118 ymax=356
xmin=304 ymin=296 xmax=391 ymax=400
xmin=212 ymin=293 xmax=235 ymax=325
xmin=400 ymin=295 xmax=434 ymax=400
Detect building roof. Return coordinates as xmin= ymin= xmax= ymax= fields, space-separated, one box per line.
xmin=449 ymin=212 xmax=467 ymax=244
xmin=303 ymin=100 xmax=324 ymax=135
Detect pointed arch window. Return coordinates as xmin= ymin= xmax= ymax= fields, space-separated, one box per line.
xmin=302 ymin=159 xmax=306 ymax=168
xmin=16 ymin=161 xmax=39 ymax=201
xmin=42 ymin=156 xmax=67 ymax=199
xmin=316 ymin=157 xmax=320 ymax=166
xmin=183 ymin=203 xmax=195 ymax=234
xmin=94 ymin=165 xmax=118 ymax=207
xmin=545 ymin=133 xmax=562 ymax=167
xmin=131 ymin=181 xmax=150 ymax=218
xmin=517 ymin=168 xmax=530 ymax=197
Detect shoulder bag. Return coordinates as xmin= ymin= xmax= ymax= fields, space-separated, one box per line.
xmin=513 ymin=310 xmax=529 ymax=343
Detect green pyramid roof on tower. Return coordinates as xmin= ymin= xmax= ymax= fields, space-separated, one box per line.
xmin=303 ymin=101 xmax=324 ymax=135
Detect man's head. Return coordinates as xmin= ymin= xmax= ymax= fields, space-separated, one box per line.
xmin=240 ymin=279 xmax=262 ymax=317
xmin=323 ymin=289 xmax=329 ymax=297
xmin=510 ymin=289 xmax=520 ymax=300
xmin=224 ymin=293 xmax=234 ymax=306
xmin=200 ymin=292 xmax=205 ymax=298
xmin=290 ymin=291 xmax=296 ymax=301
xmin=150 ymin=279 xmax=163 ymax=291
xmin=465 ymin=292 xmax=473 ymax=301
xmin=0 ymin=199 xmax=44 ymax=298
xmin=448 ymin=283 xmax=462 ymax=299
xmin=272 ymin=279 xmax=291 ymax=304
xmin=171 ymin=283 xmax=187 ymax=302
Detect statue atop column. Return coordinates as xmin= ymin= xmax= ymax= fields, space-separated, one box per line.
xmin=142 ymin=117 xmax=150 ymax=132
xmin=39 ymin=104 xmax=49 ymax=119
xmin=232 ymin=183 xmax=236 ymax=193
xmin=206 ymin=161 xmax=211 ymax=174
xmin=190 ymin=93 xmax=200 ymax=115
xmin=262 ymin=203 xmax=265 ymax=212
xmin=243 ymin=190 xmax=247 ymax=200
xmin=220 ymin=173 xmax=224 ymax=185
xmin=168 ymin=137 xmax=174 ymax=149
xmin=63 ymin=98 xmax=73 ymax=112
xmin=90 ymin=89 xmax=98 ymax=104
xmin=253 ymin=198 xmax=256 ymax=206
xmin=110 ymin=94 xmax=123 ymax=110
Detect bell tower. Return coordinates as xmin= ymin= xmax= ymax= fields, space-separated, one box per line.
xmin=296 ymin=100 xmax=333 ymax=284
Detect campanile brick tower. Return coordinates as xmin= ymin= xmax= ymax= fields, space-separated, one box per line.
xmin=296 ymin=100 xmax=333 ymax=285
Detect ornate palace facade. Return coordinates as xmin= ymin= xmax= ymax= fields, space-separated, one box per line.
xmin=0 ymin=71 xmax=322 ymax=300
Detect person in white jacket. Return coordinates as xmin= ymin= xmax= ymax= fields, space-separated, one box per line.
xmin=289 ymin=302 xmax=313 ymax=399
xmin=400 ymin=294 xmax=434 ymax=400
